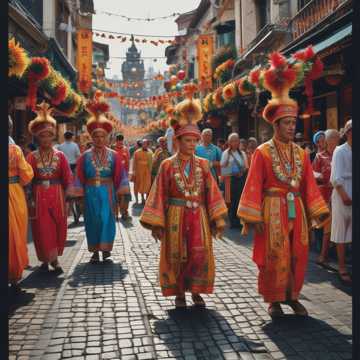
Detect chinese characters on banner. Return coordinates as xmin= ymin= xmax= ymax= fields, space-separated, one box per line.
xmin=197 ymin=34 xmax=213 ymax=91
xmin=77 ymin=29 xmax=93 ymax=94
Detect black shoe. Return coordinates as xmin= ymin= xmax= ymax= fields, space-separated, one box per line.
xmin=90 ymin=252 xmax=100 ymax=263
xmin=9 ymin=283 xmax=22 ymax=296
xmin=52 ymin=266 xmax=64 ymax=276
xmin=103 ymin=251 xmax=111 ymax=261
xmin=39 ymin=263 xmax=49 ymax=272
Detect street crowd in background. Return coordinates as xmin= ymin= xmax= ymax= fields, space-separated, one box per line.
xmin=8 ymin=91 xmax=352 ymax=316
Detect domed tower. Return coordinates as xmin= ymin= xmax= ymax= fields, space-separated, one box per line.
xmin=121 ymin=35 xmax=145 ymax=93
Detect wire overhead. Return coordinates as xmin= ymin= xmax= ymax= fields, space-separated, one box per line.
xmin=96 ymin=10 xmax=182 ymax=22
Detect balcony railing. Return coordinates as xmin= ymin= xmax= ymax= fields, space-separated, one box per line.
xmin=291 ymin=0 xmax=349 ymax=40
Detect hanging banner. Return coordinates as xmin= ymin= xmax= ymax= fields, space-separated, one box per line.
xmin=197 ymin=34 xmax=213 ymax=90
xmin=77 ymin=29 xmax=93 ymax=94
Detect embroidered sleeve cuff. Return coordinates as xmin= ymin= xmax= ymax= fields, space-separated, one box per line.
xmin=237 ymin=205 xmax=263 ymax=223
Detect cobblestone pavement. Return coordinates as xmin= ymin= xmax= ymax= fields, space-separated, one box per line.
xmin=9 ymin=206 xmax=352 ymax=360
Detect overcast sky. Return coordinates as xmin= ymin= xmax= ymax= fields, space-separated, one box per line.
xmin=93 ymin=0 xmax=201 ymax=79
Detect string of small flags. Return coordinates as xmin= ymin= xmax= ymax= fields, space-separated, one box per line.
xmin=93 ymin=32 xmax=186 ymax=46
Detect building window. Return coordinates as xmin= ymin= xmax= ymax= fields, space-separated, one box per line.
xmin=188 ymin=62 xmax=195 ymax=80
xmin=216 ymin=31 xmax=235 ymax=49
xmin=256 ymin=0 xmax=270 ymax=32
xmin=298 ymin=0 xmax=313 ymax=11
xmin=55 ymin=0 xmax=69 ymax=56
xmin=17 ymin=0 xmax=43 ymax=26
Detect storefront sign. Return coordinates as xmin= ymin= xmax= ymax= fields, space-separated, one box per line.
xmin=76 ymin=29 xmax=93 ymax=94
xmin=197 ymin=34 xmax=213 ymax=90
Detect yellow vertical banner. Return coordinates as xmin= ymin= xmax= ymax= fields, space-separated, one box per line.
xmin=197 ymin=34 xmax=213 ymax=91
xmin=77 ymin=29 xmax=93 ymax=94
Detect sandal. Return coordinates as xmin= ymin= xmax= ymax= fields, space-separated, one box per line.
xmin=90 ymin=252 xmax=100 ymax=264
xmin=268 ymin=303 xmax=284 ymax=318
xmin=285 ymin=300 xmax=308 ymax=316
xmin=175 ymin=296 xmax=187 ymax=308
xmin=191 ymin=294 xmax=205 ymax=307
xmin=338 ymin=271 xmax=352 ymax=285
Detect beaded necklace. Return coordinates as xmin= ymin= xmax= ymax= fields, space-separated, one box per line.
xmin=91 ymin=147 xmax=111 ymax=180
xmin=269 ymin=139 xmax=302 ymax=188
xmin=38 ymin=149 xmax=57 ymax=177
xmin=173 ymin=154 xmax=202 ymax=197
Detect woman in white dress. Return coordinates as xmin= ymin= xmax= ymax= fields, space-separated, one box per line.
xmin=330 ymin=120 xmax=352 ymax=284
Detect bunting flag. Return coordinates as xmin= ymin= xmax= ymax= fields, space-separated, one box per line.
xmin=93 ymin=32 xmax=186 ymax=46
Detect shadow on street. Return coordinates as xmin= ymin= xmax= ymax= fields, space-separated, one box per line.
xmin=67 ymin=261 xmax=129 ymax=288
xmin=8 ymin=291 xmax=35 ymax=316
xmin=19 ymin=267 xmax=65 ymax=290
xmin=9 ymin=268 xmax=65 ymax=315
xmin=131 ymin=203 xmax=144 ymax=217
xmin=262 ymin=316 xmax=352 ymax=359
xmin=153 ymin=307 xmax=268 ymax=359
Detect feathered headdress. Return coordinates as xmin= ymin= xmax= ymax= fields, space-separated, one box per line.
xmin=262 ymin=52 xmax=298 ymax=124
xmin=85 ymin=90 xmax=113 ymax=135
xmin=28 ymin=102 xmax=57 ymax=136
xmin=174 ymin=83 xmax=202 ymax=139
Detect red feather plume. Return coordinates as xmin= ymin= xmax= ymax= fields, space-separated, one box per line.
xmin=308 ymin=57 xmax=324 ymax=80
xmin=249 ymin=68 xmax=261 ymax=86
xmin=269 ymin=52 xmax=287 ymax=68
xmin=293 ymin=46 xmax=315 ymax=62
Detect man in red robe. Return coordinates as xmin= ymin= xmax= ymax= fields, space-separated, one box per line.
xmin=27 ymin=102 xmax=73 ymax=274
xmin=237 ymin=51 xmax=329 ymax=318
xmin=113 ymin=133 xmax=132 ymax=220
xmin=140 ymin=86 xmax=227 ymax=308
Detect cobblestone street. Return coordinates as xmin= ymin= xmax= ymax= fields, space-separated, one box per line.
xmin=9 ymin=204 xmax=352 ymax=360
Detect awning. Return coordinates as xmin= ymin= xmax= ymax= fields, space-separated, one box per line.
xmin=313 ymin=24 xmax=352 ymax=53
xmin=283 ymin=23 xmax=352 ymax=56
xmin=46 ymin=38 xmax=77 ymax=89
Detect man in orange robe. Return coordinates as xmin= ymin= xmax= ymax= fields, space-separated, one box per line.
xmin=8 ymin=117 xmax=34 ymax=293
xmin=237 ymin=51 xmax=329 ymax=318
xmin=132 ymin=139 xmax=153 ymax=204
xmin=140 ymin=89 xmax=227 ymax=308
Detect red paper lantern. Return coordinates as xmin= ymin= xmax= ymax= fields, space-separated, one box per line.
xmin=177 ymin=70 xmax=186 ymax=80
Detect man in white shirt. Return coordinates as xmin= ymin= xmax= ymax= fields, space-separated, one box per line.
xmin=165 ymin=119 xmax=178 ymax=155
xmin=57 ymin=131 xmax=81 ymax=224
xmin=57 ymin=131 xmax=81 ymax=172
xmin=330 ymin=119 xmax=352 ymax=284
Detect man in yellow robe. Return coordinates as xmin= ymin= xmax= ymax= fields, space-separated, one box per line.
xmin=132 ymin=139 xmax=153 ymax=204
xmin=8 ymin=117 xmax=34 ymax=293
